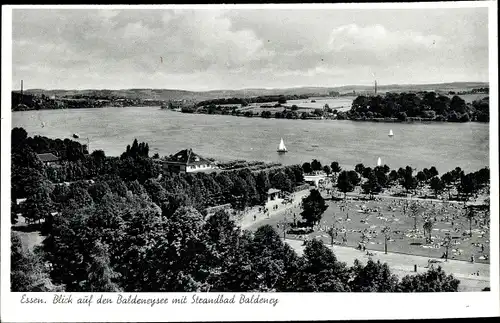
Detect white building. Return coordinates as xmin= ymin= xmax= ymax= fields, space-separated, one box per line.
xmin=161 ymin=149 xmax=213 ymax=174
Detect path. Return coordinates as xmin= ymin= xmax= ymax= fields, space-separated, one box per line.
xmin=239 ymin=189 xmax=310 ymax=230
xmin=285 ymin=238 xmax=489 ymax=292
xmin=334 ymin=191 xmax=482 ymax=206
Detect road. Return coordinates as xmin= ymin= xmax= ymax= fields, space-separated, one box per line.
xmin=239 ymin=189 xmax=310 ymax=230
xmin=285 ymin=238 xmax=489 ymax=292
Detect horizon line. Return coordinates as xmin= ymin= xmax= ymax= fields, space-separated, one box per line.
xmin=15 ymin=80 xmax=490 ymax=93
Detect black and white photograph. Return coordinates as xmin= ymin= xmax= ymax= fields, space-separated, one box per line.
xmin=1 ymin=2 xmax=499 ymax=321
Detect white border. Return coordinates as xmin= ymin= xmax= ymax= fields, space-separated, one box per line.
xmin=2 ymin=2 xmax=498 ymax=10
xmin=2 ymin=2 xmax=499 ymax=322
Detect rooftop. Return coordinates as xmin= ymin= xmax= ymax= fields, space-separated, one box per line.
xmin=37 ymin=153 xmax=60 ymax=162
xmin=165 ymin=149 xmax=212 ymax=166
xmin=268 ymin=188 xmax=281 ymax=195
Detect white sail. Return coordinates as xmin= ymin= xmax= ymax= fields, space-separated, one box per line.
xmin=388 ymin=129 xmax=394 ymax=137
xmin=278 ymin=138 xmax=287 ymax=151
xmin=377 ymin=157 xmax=382 ymax=166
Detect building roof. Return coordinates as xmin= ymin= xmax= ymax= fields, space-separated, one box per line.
xmin=16 ymin=198 xmax=27 ymax=205
xmin=268 ymin=188 xmax=281 ymax=195
xmin=165 ymin=149 xmax=212 ymax=166
xmin=37 ymin=153 xmax=60 ymax=162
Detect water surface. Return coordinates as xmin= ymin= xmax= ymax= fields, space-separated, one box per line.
xmin=12 ymin=106 xmax=489 ymax=173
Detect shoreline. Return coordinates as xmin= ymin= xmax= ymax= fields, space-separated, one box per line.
xmin=169 ymin=110 xmax=489 ymax=124
xmin=12 ymin=106 xmax=489 ymax=124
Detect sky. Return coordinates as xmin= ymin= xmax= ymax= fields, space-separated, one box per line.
xmin=11 ymin=7 xmax=489 ymax=91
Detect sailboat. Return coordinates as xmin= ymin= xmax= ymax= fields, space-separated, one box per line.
xmin=388 ymin=129 xmax=394 ymax=138
xmin=377 ymin=157 xmax=382 ymax=166
xmin=277 ymin=138 xmax=288 ymax=153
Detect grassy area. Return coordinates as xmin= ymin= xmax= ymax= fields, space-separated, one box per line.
xmin=452 ymin=93 xmax=489 ymax=103
xmin=247 ymin=189 xmax=490 ymax=264
xmin=12 ymin=216 xmax=46 ymax=251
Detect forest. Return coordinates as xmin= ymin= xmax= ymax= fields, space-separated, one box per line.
xmin=347 ymin=92 xmax=489 ymax=122
xmin=12 ymin=127 xmax=465 ymax=293
xmin=300 ymin=159 xmax=489 ymax=202
xmin=195 ymin=94 xmax=310 ymax=107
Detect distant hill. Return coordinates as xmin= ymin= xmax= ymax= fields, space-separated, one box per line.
xmin=20 ymin=82 xmax=488 ymax=102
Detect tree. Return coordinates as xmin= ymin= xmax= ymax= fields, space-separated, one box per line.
xmin=311 ymin=159 xmax=322 ymax=172
xmin=24 ymin=183 xmax=55 ymax=224
xmin=326 ymin=226 xmax=336 ymax=246
xmin=450 ymin=95 xmax=466 ymax=114
xmin=442 ymin=235 xmax=452 ymax=262
xmin=11 ymin=232 xmax=63 ymax=292
xmin=429 ymin=166 xmax=439 ymax=177
xmin=255 ymin=171 xmax=271 ymax=205
xmin=302 ymin=162 xmax=312 ymax=174
xmin=337 ymin=171 xmax=354 ymax=199
xmin=475 ymin=167 xmax=490 ymax=186
xmin=400 ymin=167 xmax=418 ymax=193
xmin=83 ymin=241 xmax=122 ymax=292
xmin=423 ymin=218 xmax=433 ymax=243
xmin=440 ymin=172 xmax=454 ymax=199
xmin=350 ymin=259 xmax=399 ymax=292
xmin=143 ymin=178 xmax=168 ymax=205
xmin=294 ymin=239 xmax=350 ymax=292
xmin=388 ymin=170 xmax=398 ymax=184
xmin=88 ymin=181 xmax=112 ymax=202
xmin=409 ymin=203 xmax=420 ymax=231
xmin=355 ymin=163 xmax=365 ymax=174
xmin=378 ymin=226 xmax=391 ymax=254
xmin=465 ymin=207 xmax=475 ymax=237
xmin=271 ymin=171 xmax=292 ymax=193
xmin=301 ymin=189 xmax=328 ymax=226
xmin=374 ymin=167 xmax=389 ymax=188
xmin=451 ymin=167 xmax=463 ymax=184
xmin=361 ymin=172 xmax=382 ymax=199
xmin=429 ymin=176 xmax=444 ymax=198
xmin=202 ymin=210 xmax=244 ymax=289
xmin=441 ymin=172 xmax=453 ymax=186
xmin=323 ymin=165 xmax=331 ymax=176
xmin=330 ymin=161 xmax=342 ymax=184
xmin=127 ymin=180 xmax=147 ymax=196
xmin=291 ymin=165 xmax=305 ymax=184
xmin=397 ymin=267 xmax=460 ymax=292
xmin=416 ymin=171 xmax=427 ymax=186
xmin=250 ymin=225 xmax=294 ymax=291
xmin=261 ymin=111 xmax=272 ymax=118
xmin=330 ymin=162 xmax=342 ymax=174
xmin=91 ymin=149 xmax=106 ymax=162
xmin=12 ymin=127 xmax=28 ymax=148
xmin=458 ymin=173 xmax=478 ymax=202
xmin=146 ymin=206 xmax=208 ymax=292
xmin=362 ymin=167 xmax=373 ymax=179
xmin=347 ymin=170 xmax=361 ymax=186
xmin=397 ymin=111 xmax=407 ymax=121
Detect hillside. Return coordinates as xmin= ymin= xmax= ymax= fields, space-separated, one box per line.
xmin=20 ymin=82 xmax=489 ymax=102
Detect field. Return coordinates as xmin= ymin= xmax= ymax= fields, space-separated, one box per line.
xmin=245 ymin=186 xmax=490 ymax=264
xmin=12 ymin=215 xmax=46 ymax=251
xmin=451 ymin=93 xmax=489 ymax=103
xmin=237 ymin=96 xmax=356 ymax=114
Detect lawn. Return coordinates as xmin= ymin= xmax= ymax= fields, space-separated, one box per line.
xmin=248 ymin=189 xmax=490 ymax=264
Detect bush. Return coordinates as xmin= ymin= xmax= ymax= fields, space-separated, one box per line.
xmin=397 ymin=112 xmax=407 ymax=121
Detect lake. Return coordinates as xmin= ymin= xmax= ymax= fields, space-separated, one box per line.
xmin=12 ymin=106 xmax=489 ymax=173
